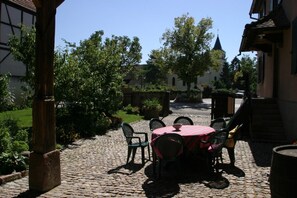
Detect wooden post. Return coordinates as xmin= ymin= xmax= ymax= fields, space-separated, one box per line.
xmin=29 ymin=0 xmax=64 ymax=192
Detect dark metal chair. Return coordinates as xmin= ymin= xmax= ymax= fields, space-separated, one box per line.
xmin=173 ymin=116 xmax=194 ymax=125
xmin=224 ymin=124 xmax=243 ymax=166
xmin=201 ymin=129 xmax=228 ymax=173
xmin=210 ymin=117 xmax=229 ymax=131
xmin=151 ymin=133 xmax=184 ymax=178
xmin=149 ymin=118 xmax=166 ymax=131
xmin=121 ymin=122 xmax=150 ymax=165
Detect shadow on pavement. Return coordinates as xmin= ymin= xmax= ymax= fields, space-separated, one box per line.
xmin=248 ymin=141 xmax=284 ymax=167
xmin=170 ymin=102 xmax=211 ymax=111
xmin=107 ymin=162 xmax=144 ymax=175
xmin=13 ymin=190 xmax=42 ymax=198
xmin=141 ymin=155 xmax=234 ymax=197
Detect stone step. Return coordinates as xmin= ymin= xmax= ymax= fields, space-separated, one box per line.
xmin=250 ymin=98 xmax=286 ymax=142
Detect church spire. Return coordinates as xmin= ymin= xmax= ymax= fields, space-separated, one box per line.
xmin=213 ymin=34 xmax=223 ymax=51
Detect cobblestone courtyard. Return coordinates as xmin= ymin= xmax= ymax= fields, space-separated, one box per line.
xmin=0 ymin=101 xmax=279 ymax=197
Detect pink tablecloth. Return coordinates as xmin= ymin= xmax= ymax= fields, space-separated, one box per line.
xmin=152 ymin=125 xmax=215 ymax=151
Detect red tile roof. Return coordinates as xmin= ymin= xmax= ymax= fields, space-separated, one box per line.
xmin=9 ymin=0 xmax=36 ymax=12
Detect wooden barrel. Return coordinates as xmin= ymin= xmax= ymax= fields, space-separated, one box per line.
xmin=269 ymin=144 xmax=297 ymax=198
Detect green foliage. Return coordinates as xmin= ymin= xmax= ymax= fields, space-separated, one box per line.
xmin=123 ymin=104 xmax=140 ymax=115
xmin=109 ymin=115 xmax=123 ymax=129
xmin=95 ymin=114 xmax=112 ymax=134
xmin=0 ymin=152 xmax=27 ymax=175
xmin=142 ymin=98 xmax=162 ymax=119
xmin=145 ymin=50 xmax=168 ymax=85
xmin=0 ymin=117 xmax=29 ymax=155
xmin=115 ymin=110 xmax=142 ymax=123
xmin=12 ymin=141 xmax=29 ymax=153
xmin=214 ymin=59 xmax=233 ymax=89
xmin=142 ymin=98 xmax=162 ymax=111
xmin=55 ymin=30 xmax=141 ymax=121
xmin=234 ymin=55 xmax=257 ymax=95
xmin=8 ymin=26 xmax=36 ymax=90
xmin=7 ymin=26 xmax=142 ymax=138
xmin=0 ymin=127 xmax=12 ymax=153
xmin=155 ymin=14 xmax=223 ymax=95
xmin=56 ymin=124 xmax=79 ymax=145
xmin=0 ymin=74 xmax=14 ymax=112
xmin=0 ymin=117 xmax=20 ymax=138
xmin=0 ymin=108 xmax=32 ymax=128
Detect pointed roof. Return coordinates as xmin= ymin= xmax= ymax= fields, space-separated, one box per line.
xmin=213 ymin=35 xmax=223 ymax=51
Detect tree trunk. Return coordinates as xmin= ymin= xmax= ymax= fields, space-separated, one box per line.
xmin=186 ymin=82 xmax=191 ymax=97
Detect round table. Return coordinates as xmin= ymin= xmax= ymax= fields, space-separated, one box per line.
xmin=152 ymin=125 xmax=215 ymax=151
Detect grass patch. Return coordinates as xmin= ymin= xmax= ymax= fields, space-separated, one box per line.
xmin=0 ymin=108 xmax=142 ymax=128
xmin=115 ymin=110 xmax=143 ymax=123
xmin=0 ymin=108 xmax=32 ymax=128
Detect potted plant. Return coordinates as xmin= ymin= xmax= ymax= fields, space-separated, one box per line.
xmin=142 ymin=98 xmax=162 ymax=120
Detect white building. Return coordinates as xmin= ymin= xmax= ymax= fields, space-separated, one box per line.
xmin=0 ymin=0 xmax=36 ymax=103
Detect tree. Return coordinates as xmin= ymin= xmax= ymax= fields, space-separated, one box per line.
xmin=0 ymin=74 xmax=14 ymax=111
xmin=55 ymin=30 xmax=142 ymax=115
xmin=8 ymin=26 xmax=36 ymax=90
xmin=145 ymin=50 xmax=168 ymax=85
xmin=233 ymin=55 xmax=257 ymax=97
xmin=213 ymin=57 xmax=232 ymax=90
xmin=8 ymin=27 xmax=142 ymax=136
xmin=159 ymin=14 xmax=223 ymax=95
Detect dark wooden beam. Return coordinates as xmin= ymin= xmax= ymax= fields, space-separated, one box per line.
xmin=33 ymin=0 xmax=64 ymax=8
xmin=29 ymin=0 xmax=64 ymax=192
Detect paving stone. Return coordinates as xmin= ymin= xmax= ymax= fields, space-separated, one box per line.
xmin=0 ymin=101 xmax=274 ymax=197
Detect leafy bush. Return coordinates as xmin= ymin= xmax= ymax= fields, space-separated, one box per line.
xmin=0 ymin=152 xmax=27 ymax=175
xmin=142 ymin=98 xmax=162 ymax=120
xmin=56 ymin=125 xmax=79 ymax=145
xmin=109 ymin=115 xmax=123 ymax=129
xmin=123 ymin=104 xmax=140 ymax=115
xmin=12 ymin=141 xmax=29 ymax=153
xmin=0 ymin=117 xmax=20 ymax=137
xmin=13 ymin=128 xmax=28 ymax=142
xmin=0 ymin=117 xmax=29 ymax=154
xmin=95 ymin=114 xmax=112 ymax=134
xmin=142 ymin=98 xmax=162 ymax=111
xmin=0 ymin=74 xmax=14 ymax=112
xmin=212 ymin=89 xmax=235 ymax=96
xmin=0 ymin=127 xmax=12 ymax=153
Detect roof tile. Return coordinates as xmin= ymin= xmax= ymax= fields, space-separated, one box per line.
xmin=9 ymin=0 xmax=36 ymax=12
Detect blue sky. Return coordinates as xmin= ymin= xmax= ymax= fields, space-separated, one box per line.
xmin=55 ymin=0 xmax=255 ymax=64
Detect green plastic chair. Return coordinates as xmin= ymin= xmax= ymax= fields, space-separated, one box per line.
xmin=121 ymin=122 xmax=150 ymax=165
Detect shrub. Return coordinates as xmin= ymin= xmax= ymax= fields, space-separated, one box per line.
xmin=0 ymin=118 xmax=29 ymax=154
xmin=13 ymin=128 xmax=28 ymax=142
xmin=0 ymin=152 xmax=27 ymax=175
xmin=95 ymin=114 xmax=112 ymax=135
xmin=0 ymin=127 xmax=12 ymax=153
xmin=109 ymin=115 xmax=123 ymax=129
xmin=0 ymin=74 xmax=14 ymax=112
xmin=56 ymin=122 xmax=79 ymax=145
xmin=12 ymin=141 xmax=29 ymax=153
xmin=123 ymin=104 xmax=140 ymax=115
xmin=0 ymin=117 xmax=19 ymax=137
xmin=142 ymin=98 xmax=162 ymax=120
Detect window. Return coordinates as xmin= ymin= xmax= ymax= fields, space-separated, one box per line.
xmin=291 ymin=17 xmax=297 ymax=74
